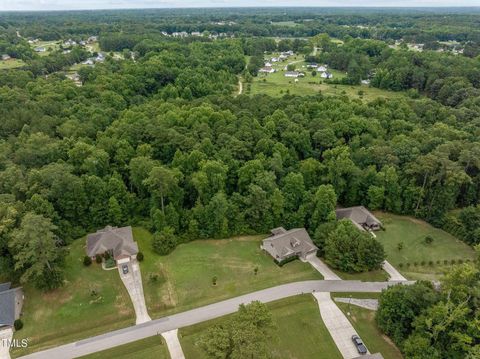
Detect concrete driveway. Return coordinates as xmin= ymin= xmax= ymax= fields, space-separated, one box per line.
xmin=19 ymin=280 xmax=412 ymax=359
xmin=161 ymin=330 xmax=185 ymax=359
xmin=314 ymin=292 xmax=369 ymax=359
xmin=118 ymin=259 xmax=151 ymax=325
xmin=0 ymin=328 xmax=12 ymax=359
xmin=382 ymin=261 xmax=407 ymax=281
xmin=305 ymin=254 xmax=341 ymax=280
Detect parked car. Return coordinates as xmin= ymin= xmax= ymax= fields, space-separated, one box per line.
xmin=122 ymin=264 xmax=129 ymax=274
xmin=352 ymin=335 xmax=367 ymax=355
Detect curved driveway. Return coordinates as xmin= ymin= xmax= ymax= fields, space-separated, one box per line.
xmin=19 ymin=280 xmax=412 ymax=359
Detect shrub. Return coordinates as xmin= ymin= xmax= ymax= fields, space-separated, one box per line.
xmin=95 ymin=254 xmax=102 ymax=264
xmin=424 ymin=235 xmax=434 ymax=245
xmin=421 ymin=261 xmax=426 ymax=266
xmin=444 ymin=259 xmax=448 ymax=265
xmin=14 ymin=319 xmax=23 ymax=331
xmin=457 ymin=259 xmax=463 ymax=264
xmin=149 ymin=273 xmax=159 ymax=283
xmin=397 ymin=242 xmax=404 ymax=251
xmin=358 ymin=90 xmax=364 ymax=96
xmin=450 ymin=259 xmax=456 ymax=265
xmin=103 ymin=251 xmax=111 ymax=260
xmin=414 ymin=262 xmax=418 ymax=266
xmin=254 ymin=267 xmax=259 ymax=275
xmin=406 ymin=263 xmax=410 ymax=267
xmin=105 ymin=258 xmax=115 ymax=268
xmin=212 ymin=276 xmax=218 ymax=286
xmin=274 ymin=255 xmax=299 ymax=267
xmin=428 ymin=261 xmax=434 ymax=266
xmin=83 ymin=256 xmax=92 ymax=266
xmin=399 ymin=263 xmax=404 ymax=268
xmin=136 ymin=252 xmax=144 ymax=262
xmin=152 ymin=227 xmax=177 ymax=255
xmin=436 ymin=260 xmax=440 ymax=265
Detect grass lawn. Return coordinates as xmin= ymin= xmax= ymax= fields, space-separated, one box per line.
xmin=180 ymin=294 xmax=342 ymax=359
xmin=333 ymin=269 xmax=389 ymax=282
xmin=80 ymin=336 xmax=169 ymax=359
xmin=375 ymin=213 xmax=476 ymax=280
xmin=33 ymin=41 xmax=61 ymax=56
xmin=133 ymin=228 xmax=322 ymax=318
xmin=331 ymin=292 xmax=381 ymax=299
xmin=336 ymin=302 xmax=403 ymax=359
xmin=11 ymin=239 xmax=135 ymax=357
xmin=248 ymin=54 xmax=405 ymax=101
xmin=0 ymin=59 xmax=25 ymax=69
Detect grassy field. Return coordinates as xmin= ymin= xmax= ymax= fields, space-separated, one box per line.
xmin=336 ymin=301 xmax=403 ymax=359
xmin=0 ymin=59 xmax=25 ymax=69
xmin=133 ymin=228 xmax=322 ymax=317
xmin=333 ymin=268 xmax=389 ymax=282
xmin=80 ymin=336 xmax=170 ymax=359
xmin=12 ymin=239 xmax=135 ymax=357
xmin=375 ymin=213 xmax=475 ymax=280
xmin=248 ymin=53 xmax=405 ymax=101
xmin=180 ymin=294 xmax=342 ymax=359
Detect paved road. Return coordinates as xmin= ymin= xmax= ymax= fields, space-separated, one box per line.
xmin=382 ymin=261 xmax=407 ymax=282
xmin=314 ymin=292 xmax=369 ymax=358
xmin=161 ymin=330 xmax=185 ymax=359
xmin=0 ymin=328 xmax=12 ymax=359
xmin=305 ymin=254 xmax=341 ymax=280
xmin=118 ymin=259 xmax=151 ymax=325
xmin=19 ymin=280 xmax=411 ymax=359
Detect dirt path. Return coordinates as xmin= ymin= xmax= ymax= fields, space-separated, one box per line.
xmin=237 ymin=78 xmax=243 ymax=95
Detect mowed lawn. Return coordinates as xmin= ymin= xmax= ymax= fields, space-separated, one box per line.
xmin=375 ymin=213 xmax=475 ymax=280
xmin=12 ymin=238 xmax=135 ymax=357
xmin=133 ymin=228 xmax=322 ymax=317
xmin=336 ymin=301 xmax=403 ymax=359
xmin=248 ymin=55 xmax=405 ymax=101
xmin=80 ymin=335 xmax=170 ymax=359
xmin=0 ymin=59 xmax=25 ymax=69
xmin=180 ymin=294 xmax=342 ymax=359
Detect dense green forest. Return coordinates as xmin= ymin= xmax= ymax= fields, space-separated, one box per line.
xmin=0 ymin=8 xmax=479 ymax=357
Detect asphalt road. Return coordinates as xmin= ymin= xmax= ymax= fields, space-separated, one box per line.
xmin=19 ymin=280 xmax=412 ymax=359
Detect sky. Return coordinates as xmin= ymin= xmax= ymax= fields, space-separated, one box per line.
xmin=0 ymin=0 xmax=478 ymax=11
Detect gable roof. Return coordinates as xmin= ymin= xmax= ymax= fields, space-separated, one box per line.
xmin=86 ymin=226 xmax=138 ymax=260
xmin=335 ymin=206 xmax=382 ymax=228
xmin=0 ymin=284 xmax=23 ymax=327
xmin=263 ymin=228 xmax=318 ymax=260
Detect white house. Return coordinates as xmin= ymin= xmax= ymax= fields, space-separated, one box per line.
xmin=1 ymin=54 xmax=11 ymax=61
xmin=321 ymin=71 xmax=333 ymax=79
xmin=259 ymin=66 xmax=275 ymax=74
xmin=34 ymin=47 xmax=46 ymax=53
xmin=285 ymin=71 xmax=302 ymax=78
xmin=317 ymin=65 xmax=327 ymax=72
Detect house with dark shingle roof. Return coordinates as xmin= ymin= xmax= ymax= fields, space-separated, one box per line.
xmin=261 ymin=227 xmax=318 ymax=262
xmin=0 ymin=283 xmax=23 ymax=329
xmin=335 ymin=206 xmax=382 ymax=231
xmin=86 ymin=226 xmax=138 ymax=264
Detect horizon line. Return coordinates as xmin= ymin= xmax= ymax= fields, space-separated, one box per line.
xmin=1 ymin=5 xmax=480 ymax=13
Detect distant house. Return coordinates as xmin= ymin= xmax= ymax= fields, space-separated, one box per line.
xmin=259 ymin=66 xmax=275 ymax=74
xmin=191 ymin=31 xmax=201 ymax=36
xmin=321 ymin=71 xmax=333 ymax=79
xmin=285 ymin=71 xmax=301 ymax=78
xmin=306 ymin=63 xmax=318 ymax=69
xmin=82 ymin=59 xmax=95 ymax=66
xmin=264 ymin=62 xmax=272 ymax=67
xmin=87 ymin=36 xmax=98 ymax=43
xmin=317 ymin=65 xmax=327 ymax=72
xmin=0 ymin=283 xmax=23 ymax=329
xmin=1 ymin=54 xmax=11 ymax=61
xmin=361 ymin=79 xmax=371 ymax=85
xmin=34 ymin=47 xmax=46 ymax=53
xmin=262 ymin=227 xmax=318 ymax=262
xmin=336 ymin=206 xmax=382 ymax=231
xmin=86 ymin=226 xmax=139 ymax=264
xmin=271 ymin=57 xmax=279 ymax=62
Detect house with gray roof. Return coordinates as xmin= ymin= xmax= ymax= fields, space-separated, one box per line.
xmin=86 ymin=226 xmax=138 ymax=264
xmin=336 ymin=206 xmax=382 ymax=231
xmin=261 ymin=227 xmax=318 ymax=262
xmin=0 ymin=283 xmax=23 ymax=329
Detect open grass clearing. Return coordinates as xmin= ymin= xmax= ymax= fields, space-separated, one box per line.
xmin=247 ymin=53 xmax=405 ymax=101
xmin=336 ymin=301 xmax=403 ymax=359
xmin=180 ymin=294 xmax=342 ymax=359
xmin=79 ymin=335 xmax=169 ymax=359
xmin=11 ymin=238 xmax=135 ymax=357
xmin=0 ymin=59 xmax=26 ymax=69
xmin=332 ymin=269 xmax=389 ymax=282
xmin=375 ymin=213 xmax=475 ymax=280
xmin=134 ymin=228 xmax=322 ymax=318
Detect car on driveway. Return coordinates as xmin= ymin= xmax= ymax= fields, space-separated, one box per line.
xmin=352 ymin=335 xmax=367 ymax=355
xmin=122 ymin=264 xmax=129 ymax=274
